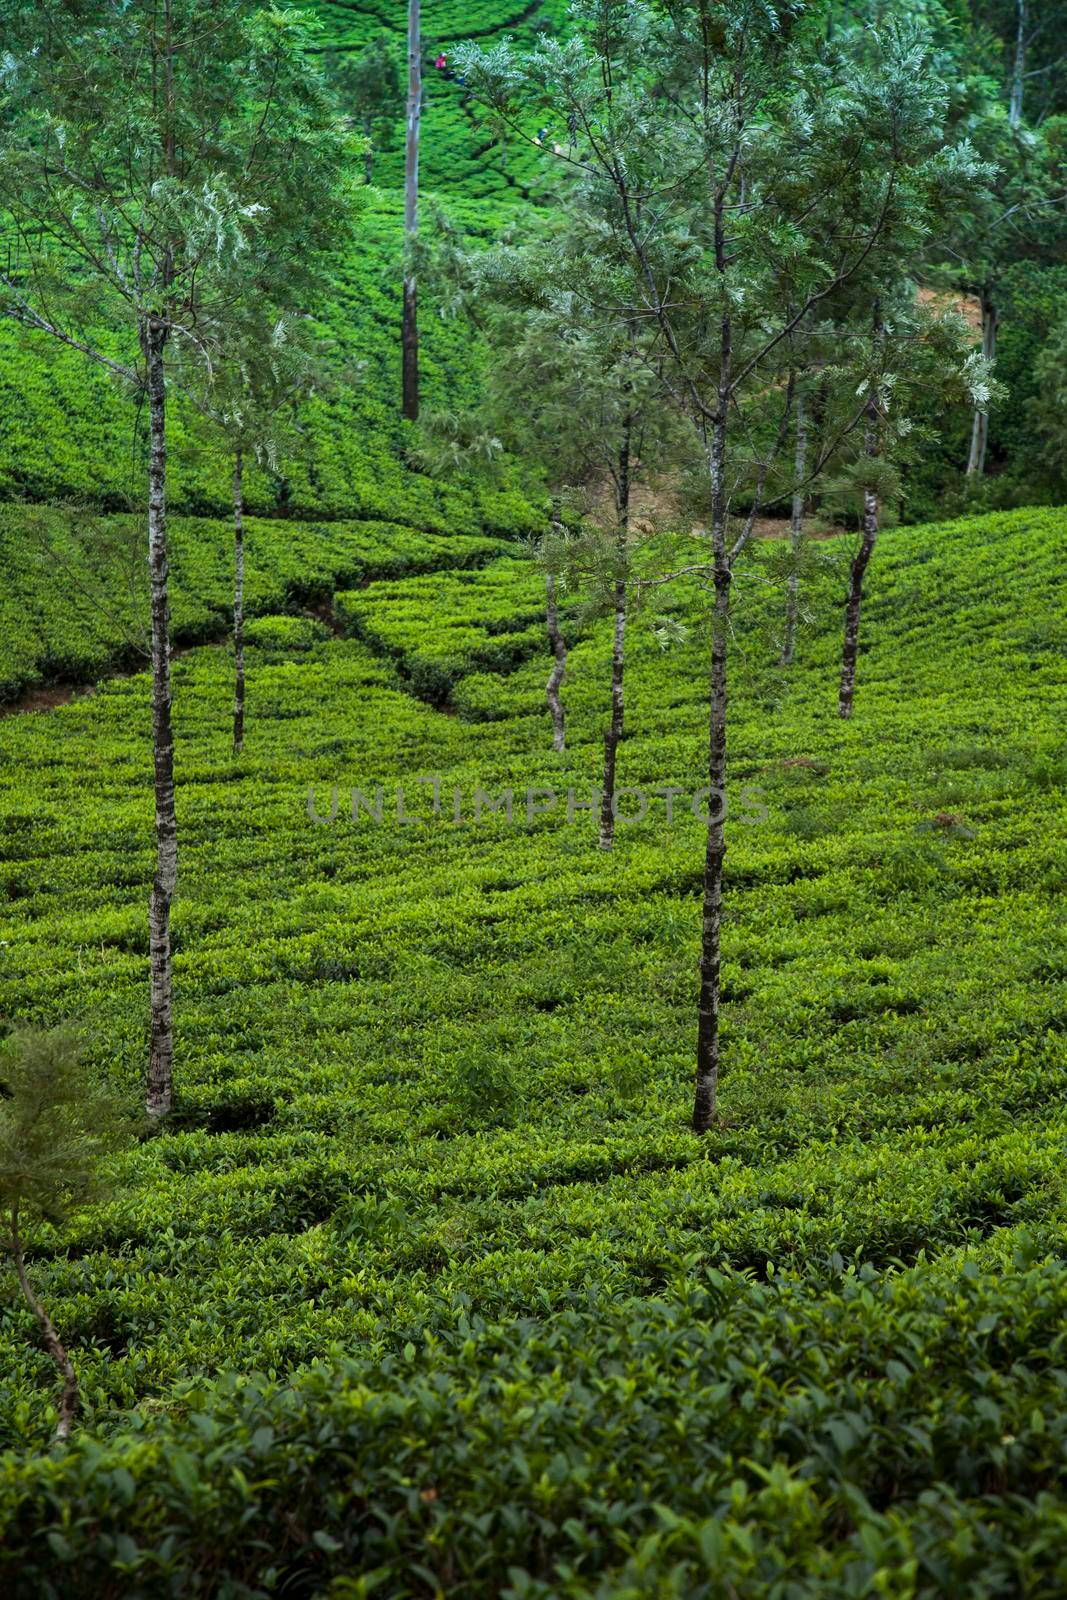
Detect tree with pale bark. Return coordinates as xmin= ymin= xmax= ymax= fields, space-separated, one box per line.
xmin=458 ymin=0 xmax=989 ymax=1132
xmin=177 ymin=310 xmax=324 ymax=754
xmin=474 ymin=273 xmax=684 ymax=842
xmin=968 ymin=0 xmax=1067 ymax=127
xmin=402 ymin=0 xmax=422 ymax=420
xmin=0 ymin=0 xmax=357 ymax=1118
xmin=916 ymin=57 xmax=1067 ymax=477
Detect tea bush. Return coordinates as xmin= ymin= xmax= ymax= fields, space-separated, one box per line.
xmin=0 ymin=506 xmax=515 ymax=702
xmin=0 ymin=505 xmax=1064 ymax=1591
xmin=334 ymin=559 xmax=552 ymax=704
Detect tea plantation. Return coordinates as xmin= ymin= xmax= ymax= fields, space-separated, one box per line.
xmin=2 ymin=0 xmax=1067 ymax=1593
xmin=0 ymin=503 xmax=1065 ymax=1594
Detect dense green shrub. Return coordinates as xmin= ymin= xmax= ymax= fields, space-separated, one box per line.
xmin=243 ymin=616 xmax=330 ymax=656
xmin=7 ymin=1252 xmax=1067 ymax=1595
xmin=335 ymin=559 xmax=549 ymax=704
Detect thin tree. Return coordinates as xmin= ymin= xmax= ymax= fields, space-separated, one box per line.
xmin=829 ymin=289 xmax=996 ymax=717
xmin=403 ymin=0 xmax=422 ymax=420
xmin=924 ymin=58 xmax=1067 ymax=476
xmin=1009 ymin=0 xmax=1028 ymax=127
xmin=413 ymin=401 xmax=579 ymax=751
xmin=0 ymin=1027 xmax=128 ymax=1444
xmin=779 ymin=382 xmax=809 ymax=668
xmin=839 ymin=308 xmax=887 ymax=720
xmin=459 ymin=3 xmax=989 ymax=1130
xmin=545 ymin=495 xmax=569 ymax=752
xmin=325 ymin=37 xmax=403 ymax=184
xmin=177 ymin=311 xmax=322 ymax=753
xmin=983 ymin=0 xmax=1067 ymax=128
xmin=0 ymin=0 xmax=356 ymax=1117
xmin=470 ymin=236 xmax=683 ymax=833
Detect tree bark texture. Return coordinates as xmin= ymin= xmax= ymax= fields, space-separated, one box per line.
xmin=144 ymin=319 xmax=178 ymax=1120
xmin=545 ymin=574 xmax=567 ymax=753
xmin=966 ymin=293 xmax=998 ymax=477
xmin=599 ymin=423 xmax=631 ymax=851
xmin=402 ymin=0 xmax=420 ymax=420
xmin=838 ymin=408 xmax=880 ymax=720
xmin=693 ymin=410 xmax=730 ymax=1133
xmin=779 ymin=388 xmax=808 ymax=667
xmin=1009 ymin=0 xmax=1027 ymax=128
xmin=232 ymin=446 xmax=246 ymax=755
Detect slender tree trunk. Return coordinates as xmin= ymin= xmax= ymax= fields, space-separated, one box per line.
xmin=232 ymin=446 xmax=246 ymax=756
xmin=966 ymin=293 xmax=998 ymax=477
xmin=1009 ymin=0 xmax=1027 ymax=128
xmin=364 ymin=118 xmax=374 ymax=184
xmin=10 ymin=1202 xmax=78 ymax=1443
xmin=779 ymin=388 xmax=808 ymax=667
xmin=693 ymin=411 xmax=730 ymax=1133
xmin=599 ymin=424 xmax=631 ymax=850
xmin=144 ymin=319 xmax=177 ymax=1120
xmin=544 ymin=497 xmax=567 ymax=752
xmin=401 ymin=0 xmax=420 ymax=421
xmin=598 ymin=586 xmax=626 ymax=848
xmin=838 ymin=410 xmax=880 ymax=721
xmin=545 ymin=572 xmax=567 ymax=752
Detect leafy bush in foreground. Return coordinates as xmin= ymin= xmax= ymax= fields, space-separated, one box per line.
xmin=5 ymin=1253 xmax=1067 ymax=1597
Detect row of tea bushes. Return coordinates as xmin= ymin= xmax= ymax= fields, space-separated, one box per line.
xmin=0 ymin=193 xmax=542 ymax=523
xmin=335 ymin=558 xmax=552 ymax=704
xmin=5 ymin=1246 xmax=1067 ymax=1596
xmin=0 ymin=506 xmax=515 ymax=702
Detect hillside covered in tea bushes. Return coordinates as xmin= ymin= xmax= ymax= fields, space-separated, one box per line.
xmin=1 ymin=0 xmax=1067 ymax=1594
xmin=0 ymin=505 xmax=1065 ymax=1593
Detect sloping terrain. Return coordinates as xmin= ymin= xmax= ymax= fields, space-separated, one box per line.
xmin=0 ymin=506 xmax=1064 ymax=1592
xmin=1 ymin=1 xmax=1066 ymax=1593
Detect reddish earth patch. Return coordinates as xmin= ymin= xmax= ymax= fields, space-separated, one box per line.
xmin=0 ymin=641 xmax=218 ymax=719
xmin=0 ymin=683 xmax=94 ymax=717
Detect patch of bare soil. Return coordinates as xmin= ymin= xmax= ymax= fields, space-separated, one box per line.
xmin=586 ymin=478 xmax=847 ymax=541
xmin=918 ymin=286 xmax=983 ymax=333
xmin=0 ymin=641 xmax=219 ymax=719
xmin=749 ymin=517 xmax=844 ymax=542
xmin=0 ymin=683 xmax=94 ymax=717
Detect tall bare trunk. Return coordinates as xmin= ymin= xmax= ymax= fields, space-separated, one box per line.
xmin=10 ymin=1201 xmax=78 ymax=1443
xmin=545 ymin=572 xmax=567 ymax=752
xmin=838 ymin=410 xmax=879 ymax=721
xmin=1009 ymin=0 xmax=1027 ymax=128
xmin=599 ymin=424 xmax=631 ymax=851
xmin=779 ymin=388 xmax=807 ymax=667
xmin=597 ymin=588 xmax=626 ymax=848
xmin=545 ymin=495 xmax=567 ymax=751
xmin=232 ymin=446 xmax=246 ymax=755
xmin=966 ymin=293 xmax=997 ymax=477
xmin=363 ymin=117 xmax=374 ymax=184
xmin=144 ymin=320 xmax=177 ymax=1120
xmin=693 ymin=409 xmax=729 ymax=1133
xmin=402 ymin=0 xmax=420 ymax=421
